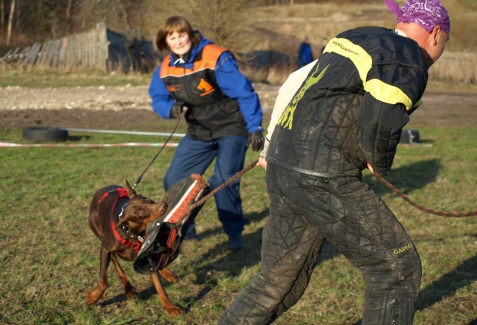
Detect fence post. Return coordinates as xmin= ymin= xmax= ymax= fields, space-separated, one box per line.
xmin=96 ymin=22 xmax=109 ymax=71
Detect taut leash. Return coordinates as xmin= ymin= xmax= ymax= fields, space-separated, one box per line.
xmin=189 ymin=159 xmax=259 ymax=211
xmin=189 ymin=160 xmax=477 ymax=218
xmin=373 ymin=171 xmax=477 ymax=217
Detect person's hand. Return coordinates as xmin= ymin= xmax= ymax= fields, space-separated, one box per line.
xmin=247 ymin=131 xmax=264 ymax=152
xmin=170 ymin=102 xmax=184 ymax=118
xmin=367 ymin=163 xmax=374 ymax=174
xmin=257 ymin=156 xmax=267 ymax=170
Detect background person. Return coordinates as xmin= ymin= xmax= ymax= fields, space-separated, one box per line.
xmin=297 ymin=35 xmax=313 ymax=68
xmin=220 ymin=0 xmax=450 ymax=323
xmin=320 ymin=37 xmax=329 ymax=54
xmin=149 ymin=15 xmax=264 ymax=251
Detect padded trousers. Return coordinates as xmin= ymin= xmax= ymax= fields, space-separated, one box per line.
xmin=219 ymin=163 xmax=421 ymax=325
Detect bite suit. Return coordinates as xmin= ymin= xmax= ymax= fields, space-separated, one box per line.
xmin=219 ymin=26 xmax=428 ymax=325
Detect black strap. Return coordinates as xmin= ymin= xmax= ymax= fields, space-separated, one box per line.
xmin=133 ymin=114 xmax=182 ymax=189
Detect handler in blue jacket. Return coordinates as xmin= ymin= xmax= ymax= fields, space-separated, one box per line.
xmin=149 ymin=15 xmax=264 ymax=251
xmin=297 ymin=35 xmax=313 ymax=68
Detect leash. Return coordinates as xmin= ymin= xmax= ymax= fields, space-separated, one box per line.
xmin=188 ymin=159 xmax=477 ymax=218
xmin=373 ymin=171 xmax=477 ymax=217
xmin=133 ymin=114 xmax=182 ymax=190
xmin=189 ymin=159 xmax=259 ymax=211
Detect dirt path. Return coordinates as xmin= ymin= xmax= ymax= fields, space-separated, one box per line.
xmin=1 ymin=84 xmax=476 ymax=130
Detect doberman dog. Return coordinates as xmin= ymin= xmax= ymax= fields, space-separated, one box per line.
xmin=86 ymin=180 xmax=183 ymax=317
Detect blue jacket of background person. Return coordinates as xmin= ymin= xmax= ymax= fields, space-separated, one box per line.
xmin=298 ymin=41 xmax=313 ymax=68
xmin=149 ymin=31 xmax=263 ymax=141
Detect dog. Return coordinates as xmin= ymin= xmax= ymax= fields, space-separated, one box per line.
xmin=86 ymin=180 xmax=184 ymax=316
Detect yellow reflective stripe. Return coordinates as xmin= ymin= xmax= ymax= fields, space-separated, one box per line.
xmin=365 ymin=79 xmax=412 ymax=109
xmin=326 ymin=37 xmax=413 ymax=110
xmin=325 ymin=37 xmax=371 ymax=83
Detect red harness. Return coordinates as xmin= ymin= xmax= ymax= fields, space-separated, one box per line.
xmin=98 ymin=187 xmax=144 ymax=253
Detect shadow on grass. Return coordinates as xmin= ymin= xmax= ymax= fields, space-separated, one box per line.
xmin=346 ymin=241 xmax=477 ymax=325
xmin=100 ymin=293 xmax=130 ymax=306
xmin=416 ymin=253 xmax=477 ymax=312
xmin=194 ymin=208 xmax=270 ymax=274
xmin=67 ymin=135 xmax=91 ymax=142
xmin=363 ymin=158 xmax=441 ymax=196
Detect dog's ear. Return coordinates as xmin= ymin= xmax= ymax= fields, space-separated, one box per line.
xmin=125 ymin=180 xmax=137 ymax=198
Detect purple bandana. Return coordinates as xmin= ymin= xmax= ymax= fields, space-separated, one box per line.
xmin=384 ymin=0 xmax=450 ymax=33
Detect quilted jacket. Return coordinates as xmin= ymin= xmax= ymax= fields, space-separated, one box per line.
xmin=267 ymin=26 xmax=428 ymax=177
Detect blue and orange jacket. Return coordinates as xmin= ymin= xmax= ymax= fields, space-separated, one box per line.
xmin=149 ymin=32 xmax=263 ymax=141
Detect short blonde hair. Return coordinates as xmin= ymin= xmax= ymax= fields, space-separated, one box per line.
xmin=155 ymin=15 xmax=201 ymax=51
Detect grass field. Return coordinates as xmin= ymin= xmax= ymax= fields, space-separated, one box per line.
xmin=1 ymin=0 xmax=476 ymax=322
xmin=1 ymin=117 xmax=476 ymax=324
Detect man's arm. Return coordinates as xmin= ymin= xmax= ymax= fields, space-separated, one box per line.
xmin=261 ymin=60 xmax=318 ymax=158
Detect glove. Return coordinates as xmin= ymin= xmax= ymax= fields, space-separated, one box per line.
xmin=170 ymin=102 xmax=184 ymax=118
xmin=247 ymin=131 xmax=265 ymax=152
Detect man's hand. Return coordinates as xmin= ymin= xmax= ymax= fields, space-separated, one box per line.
xmin=257 ymin=156 xmax=268 ymax=170
xmin=367 ymin=163 xmax=374 ymax=174
xmin=247 ymin=131 xmax=265 ymax=152
xmin=170 ymin=102 xmax=184 ymax=118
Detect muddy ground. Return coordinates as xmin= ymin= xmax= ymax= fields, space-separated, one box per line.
xmin=1 ymin=84 xmax=476 ymax=131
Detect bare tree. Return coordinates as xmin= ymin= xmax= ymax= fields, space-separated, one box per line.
xmin=65 ymin=0 xmax=73 ymax=33
xmin=14 ymin=0 xmax=18 ymax=29
xmin=1 ymin=0 xmax=5 ymax=29
xmin=6 ymin=0 xmax=14 ymax=45
xmin=142 ymin=0 xmax=259 ymax=55
xmin=117 ymin=0 xmax=131 ymax=30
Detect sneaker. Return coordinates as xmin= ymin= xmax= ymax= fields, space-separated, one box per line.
xmin=183 ymin=223 xmax=197 ymax=240
xmin=228 ymin=233 xmax=244 ymax=251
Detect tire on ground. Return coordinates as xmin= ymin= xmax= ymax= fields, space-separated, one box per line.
xmin=23 ymin=127 xmax=68 ymax=142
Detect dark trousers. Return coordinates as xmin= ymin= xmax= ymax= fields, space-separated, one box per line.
xmin=164 ymin=135 xmax=248 ymax=237
xmin=219 ymin=163 xmax=421 ymax=325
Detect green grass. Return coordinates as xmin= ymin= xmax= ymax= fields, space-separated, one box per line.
xmin=1 ymin=125 xmax=476 ymax=325
xmin=0 ymin=68 xmax=151 ymax=88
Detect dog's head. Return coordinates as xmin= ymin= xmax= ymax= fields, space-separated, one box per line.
xmin=116 ymin=180 xmax=167 ymax=239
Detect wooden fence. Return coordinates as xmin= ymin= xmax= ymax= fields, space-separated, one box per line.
xmin=1 ymin=23 xmax=161 ymax=73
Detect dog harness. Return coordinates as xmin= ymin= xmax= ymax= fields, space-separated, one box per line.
xmin=98 ymin=187 xmax=144 ymax=253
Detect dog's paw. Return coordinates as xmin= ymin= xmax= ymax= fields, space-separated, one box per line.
xmin=124 ymin=283 xmax=138 ymax=299
xmin=86 ymin=293 xmax=100 ymax=306
xmin=166 ymin=305 xmax=184 ymax=317
xmin=86 ymin=284 xmax=107 ymax=305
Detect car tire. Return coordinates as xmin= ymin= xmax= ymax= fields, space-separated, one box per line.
xmin=22 ymin=127 xmax=68 ymax=142
xmin=400 ymin=129 xmax=420 ymax=145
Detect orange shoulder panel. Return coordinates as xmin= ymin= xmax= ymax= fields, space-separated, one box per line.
xmin=160 ymin=44 xmax=227 ymax=78
xmin=197 ymin=44 xmax=227 ymax=68
xmin=160 ymin=55 xmax=172 ymax=78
